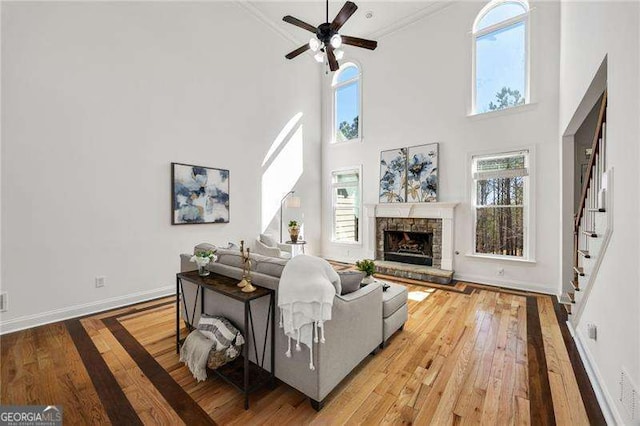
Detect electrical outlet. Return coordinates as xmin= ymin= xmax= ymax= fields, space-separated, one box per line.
xmin=620 ymin=368 xmax=638 ymax=422
xmin=497 ymin=268 xmax=505 ymax=276
xmin=587 ymin=323 xmax=597 ymax=340
xmin=95 ymin=276 xmax=106 ymax=288
xmin=0 ymin=292 xmax=7 ymax=312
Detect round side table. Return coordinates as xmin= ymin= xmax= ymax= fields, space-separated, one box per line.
xmin=284 ymin=240 xmax=307 ymax=257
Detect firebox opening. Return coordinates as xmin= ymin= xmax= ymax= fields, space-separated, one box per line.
xmin=384 ymin=231 xmax=433 ymax=266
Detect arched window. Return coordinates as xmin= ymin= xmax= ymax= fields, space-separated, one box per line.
xmin=473 ymin=0 xmax=529 ymax=114
xmin=332 ymin=63 xmax=361 ymax=143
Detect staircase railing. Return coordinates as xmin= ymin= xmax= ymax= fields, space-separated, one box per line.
xmin=570 ymin=92 xmax=607 ymax=309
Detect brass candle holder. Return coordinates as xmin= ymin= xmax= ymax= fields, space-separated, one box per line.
xmin=237 ymin=240 xmax=248 ymax=288
xmin=241 ymin=248 xmax=256 ymax=293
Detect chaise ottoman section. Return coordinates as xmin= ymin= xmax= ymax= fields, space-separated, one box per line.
xmin=381 ymin=281 xmax=408 ymax=343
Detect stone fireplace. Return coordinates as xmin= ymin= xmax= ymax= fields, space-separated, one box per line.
xmin=363 ymin=202 xmax=459 ymax=274
xmin=377 ymin=218 xmax=442 ymax=268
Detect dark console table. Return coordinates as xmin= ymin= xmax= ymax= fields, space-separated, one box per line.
xmin=176 ymin=270 xmax=275 ymax=409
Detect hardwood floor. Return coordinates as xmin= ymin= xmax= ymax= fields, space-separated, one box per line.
xmin=1 ymin=279 xmax=605 ymax=425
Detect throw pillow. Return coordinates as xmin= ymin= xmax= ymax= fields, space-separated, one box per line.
xmin=197 ymin=314 xmax=245 ymax=352
xmin=194 ymin=243 xmax=217 ymax=255
xmin=338 ymin=271 xmax=365 ymax=295
xmin=260 ymin=233 xmax=278 ymax=248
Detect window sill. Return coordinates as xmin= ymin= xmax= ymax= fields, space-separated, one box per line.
xmin=331 ymin=240 xmax=362 ymax=246
xmin=330 ymin=138 xmax=363 ymax=146
xmin=467 ymin=102 xmax=538 ymax=120
xmin=465 ymin=253 xmax=536 ymax=264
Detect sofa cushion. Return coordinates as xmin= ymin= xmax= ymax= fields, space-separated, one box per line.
xmin=194 ymin=243 xmax=217 ymax=255
xmin=259 ymin=233 xmax=278 ymax=248
xmin=338 ymin=271 xmax=365 ymax=295
xmin=255 ymin=257 xmax=288 ymax=278
xmin=216 ymin=249 xmax=245 ymax=268
xmin=382 ymin=282 xmax=408 ymax=318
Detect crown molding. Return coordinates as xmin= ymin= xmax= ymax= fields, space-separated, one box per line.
xmin=236 ymin=1 xmax=301 ymax=46
xmin=368 ymin=1 xmax=454 ymax=40
xmin=236 ymin=1 xmax=320 ymax=63
xmin=238 ymin=1 xmax=455 ymax=44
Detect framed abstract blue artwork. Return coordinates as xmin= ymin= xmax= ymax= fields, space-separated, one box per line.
xmin=379 ymin=148 xmax=407 ymax=203
xmin=406 ymin=143 xmax=438 ymax=202
xmin=172 ymin=162 xmax=229 ymax=224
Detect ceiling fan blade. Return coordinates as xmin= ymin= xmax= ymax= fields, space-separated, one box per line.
xmin=331 ymin=1 xmax=358 ymax=31
xmin=283 ymin=15 xmax=317 ymax=33
xmin=285 ymin=44 xmax=311 ymax=60
xmin=327 ymin=47 xmax=339 ymax=72
xmin=342 ymin=35 xmax=378 ymax=50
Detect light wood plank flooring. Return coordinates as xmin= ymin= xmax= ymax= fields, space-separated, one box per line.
xmin=1 ymin=278 xmax=604 ymax=425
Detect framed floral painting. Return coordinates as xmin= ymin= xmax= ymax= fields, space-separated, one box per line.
xmin=406 ymin=143 xmax=438 ymax=202
xmin=172 ymin=162 xmax=230 ymax=224
xmin=379 ymin=148 xmax=407 ymax=203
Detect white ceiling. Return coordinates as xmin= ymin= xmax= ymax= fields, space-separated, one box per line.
xmin=246 ymin=1 xmax=447 ymax=45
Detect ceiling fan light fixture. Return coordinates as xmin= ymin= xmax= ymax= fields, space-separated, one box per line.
xmin=309 ymin=37 xmax=321 ymax=52
xmin=314 ymin=52 xmax=325 ymax=63
xmin=334 ymin=49 xmax=344 ymax=60
xmin=330 ymin=34 xmax=342 ymax=49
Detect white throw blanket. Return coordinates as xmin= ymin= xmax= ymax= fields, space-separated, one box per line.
xmin=180 ymin=330 xmax=215 ymax=382
xmin=278 ymin=255 xmax=339 ymax=370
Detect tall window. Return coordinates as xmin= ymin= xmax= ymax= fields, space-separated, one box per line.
xmin=332 ymin=168 xmax=360 ymax=243
xmin=332 ymin=63 xmax=361 ymax=143
xmin=472 ymin=150 xmax=529 ymax=258
xmin=473 ymin=0 xmax=529 ymax=114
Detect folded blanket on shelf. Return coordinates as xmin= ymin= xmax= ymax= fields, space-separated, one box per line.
xmin=179 ymin=330 xmax=215 ymax=382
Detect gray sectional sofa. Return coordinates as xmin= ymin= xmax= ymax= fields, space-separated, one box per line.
xmin=179 ymin=243 xmax=407 ymax=410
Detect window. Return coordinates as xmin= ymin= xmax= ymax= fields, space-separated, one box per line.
xmin=473 ymin=1 xmax=529 ymax=114
xmin=332 ymin=168 xmax=361 ymax=243
xmin=472 ymin=150 xmax=529 ymax=258
xmin=332 ymin=63 xmax=361 ymax=143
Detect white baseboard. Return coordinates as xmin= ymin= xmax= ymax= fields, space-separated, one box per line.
xmin=567 ymin=321 xmax=624 ymax=425
xmin=453 ymin=273 xmax=556 ymax=295
xmin=0 ymin=285 xmax=174 ymax=335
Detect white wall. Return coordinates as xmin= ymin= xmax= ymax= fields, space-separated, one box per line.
xmin=0 ymin=2 xmax=322 ymax=333
xmin=321 ymin=1 xmax=561 ymax=294
xmin=559 ymin=1 xmax=640 ymax=423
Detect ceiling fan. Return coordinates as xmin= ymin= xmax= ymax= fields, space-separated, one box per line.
xmin=283 ymin=0 xmax=378 ymax=72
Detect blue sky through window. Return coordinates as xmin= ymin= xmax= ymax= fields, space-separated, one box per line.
xmin=475 ymin=20 xmax=525 ymax=113
xmin=334 ymin=64 xmax=360 ymax=141
xmin=336 ymin=83 xmax=359 ymax=128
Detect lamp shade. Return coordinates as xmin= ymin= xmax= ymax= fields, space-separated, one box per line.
xmin=285 ymin=196 xmax=301 ymax=208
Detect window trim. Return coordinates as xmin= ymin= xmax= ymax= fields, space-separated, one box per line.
xmin=471 ymin=0 xmax=530 ymax=116
xmin=330 ymin=165 xmax=363 ymax=245
xmin=331 ymin=62 xmax=363 ymax=145
xmin=469 ymin=148 xmax=535 ymax=261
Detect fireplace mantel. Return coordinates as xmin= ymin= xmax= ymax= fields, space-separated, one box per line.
xmin=364 ymin=202 xmax=459 ymax=271
xmin=369 ymin=202 xmax=459 ymax=220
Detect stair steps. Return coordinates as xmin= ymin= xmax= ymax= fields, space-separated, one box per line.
xmin=577 ymin=249 xmax=591 ymax=258
xmin=569 ymin=92 xmax=607 ymax=324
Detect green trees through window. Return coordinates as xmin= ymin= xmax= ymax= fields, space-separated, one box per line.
xmin=473 ymin=152 xmax=529 ymax=257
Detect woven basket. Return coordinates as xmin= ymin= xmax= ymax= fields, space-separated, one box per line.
xmin=198 ymin=315 xmax=244 ymax=370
